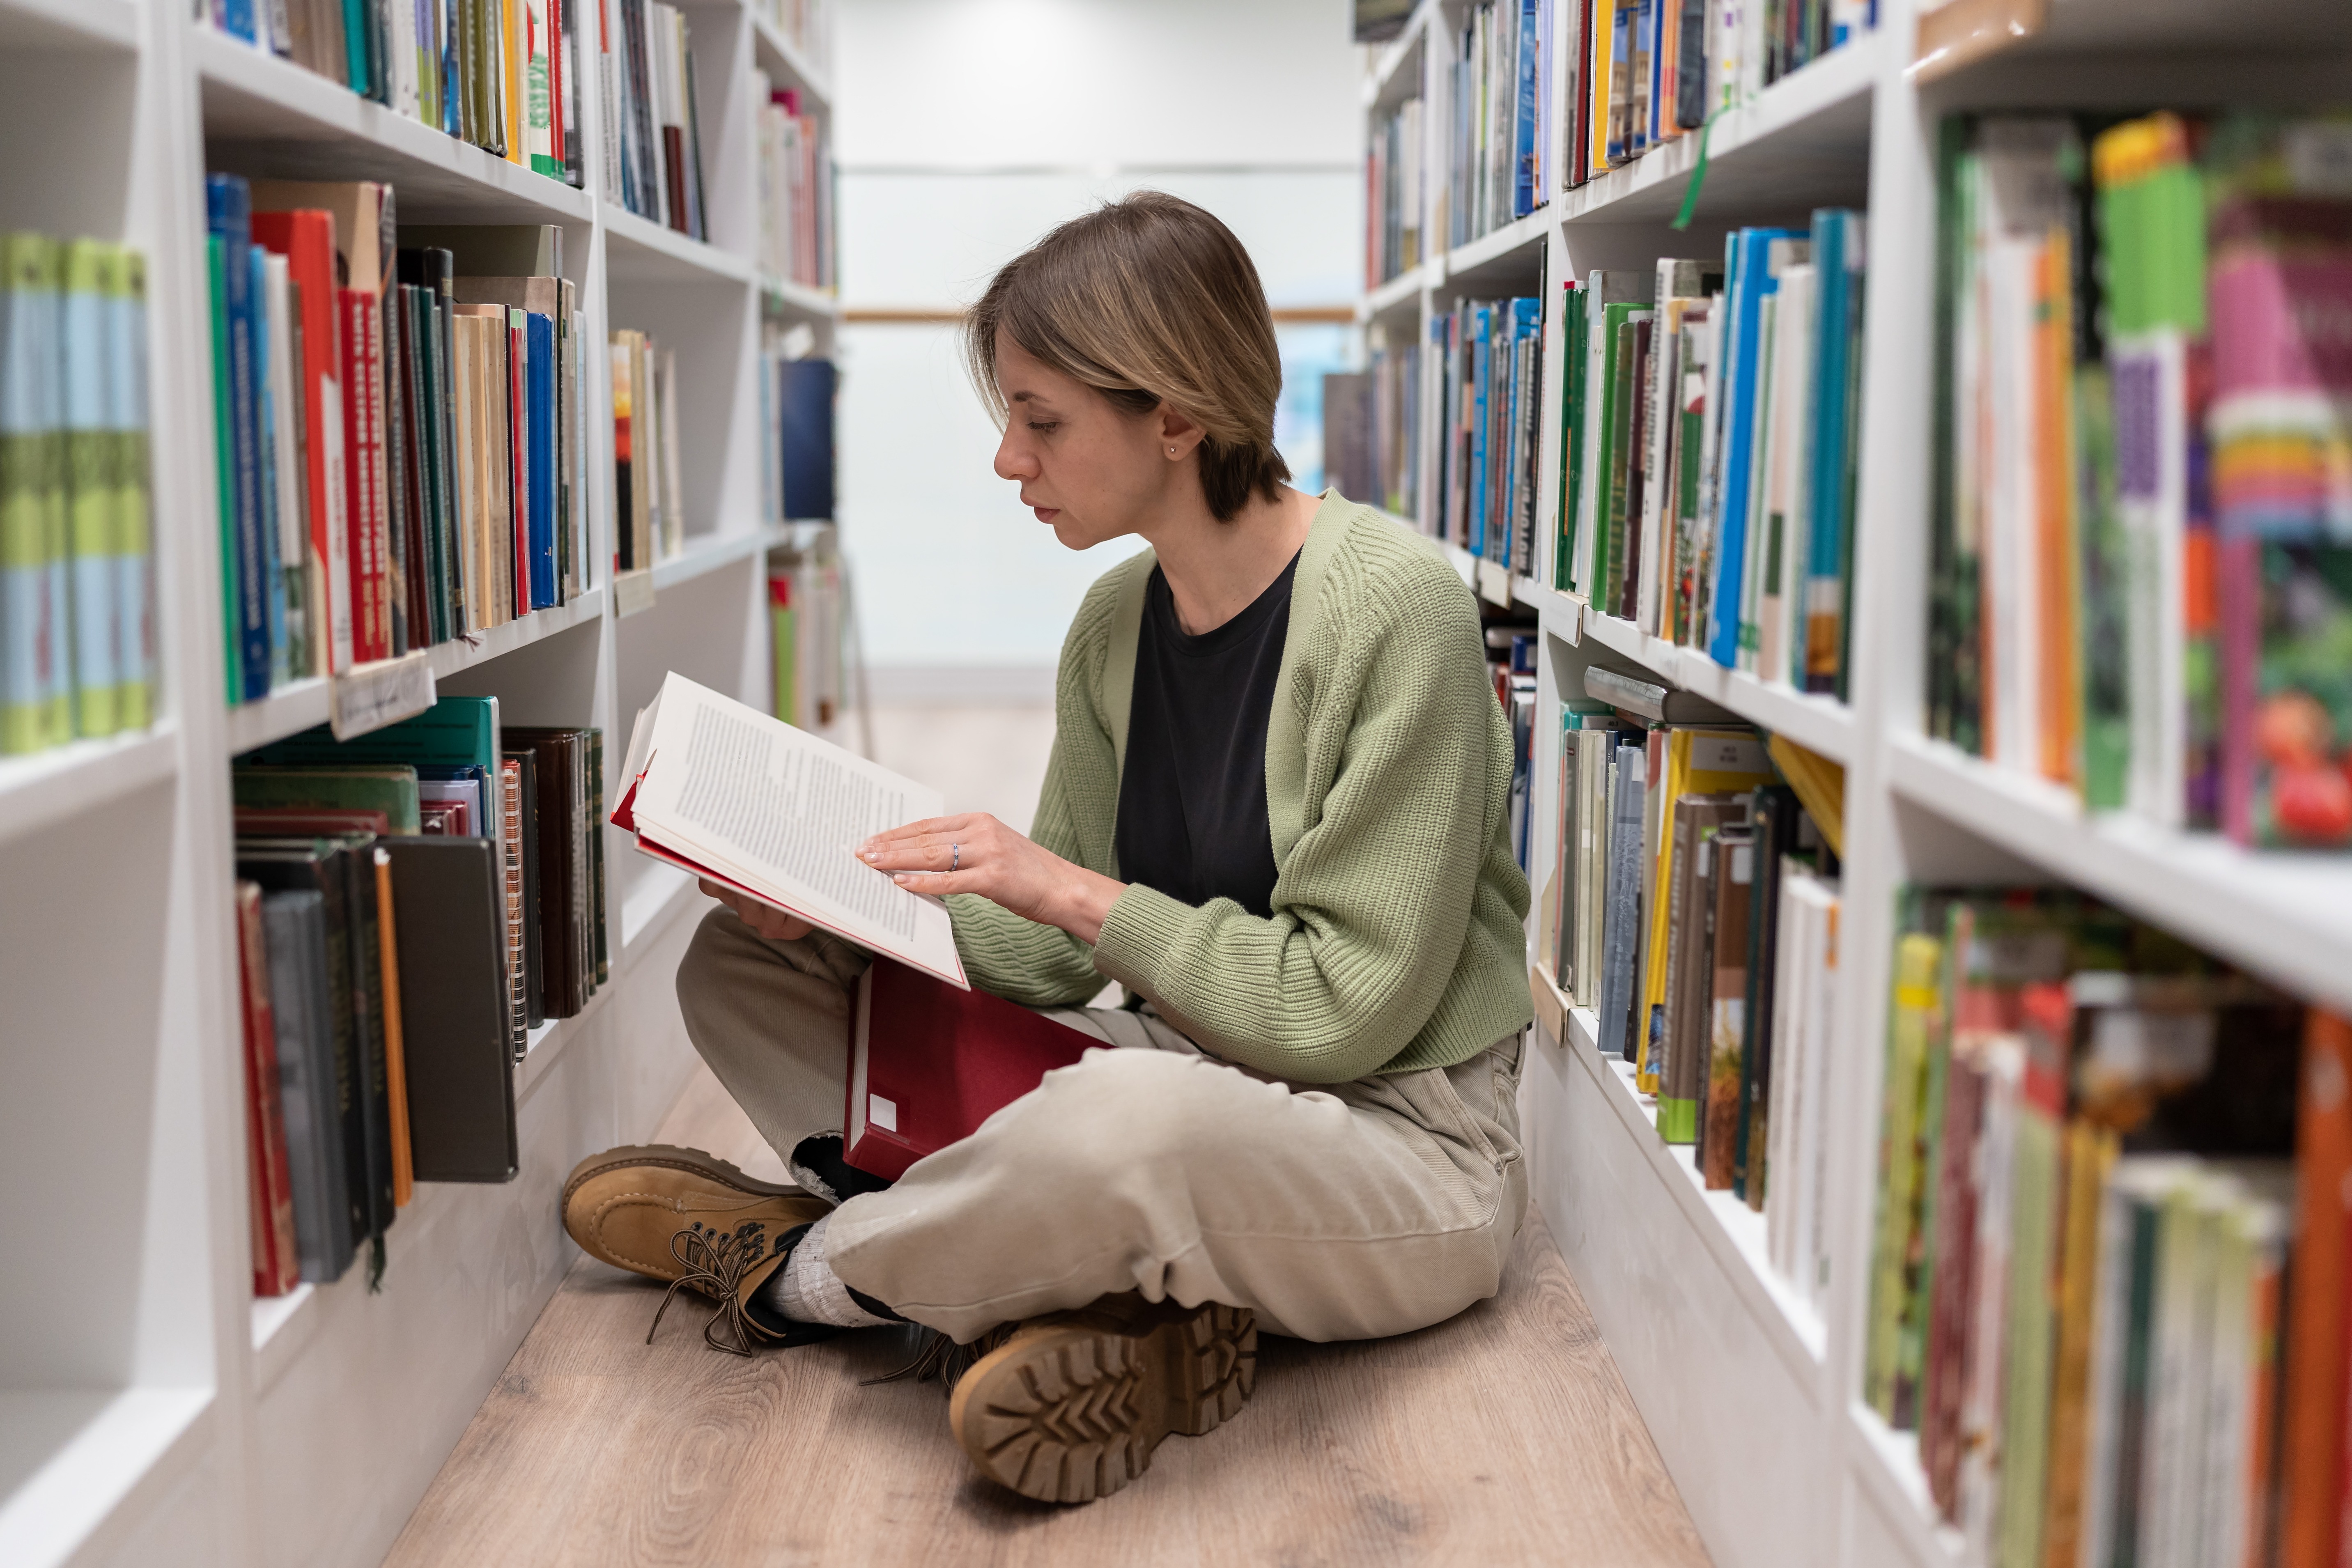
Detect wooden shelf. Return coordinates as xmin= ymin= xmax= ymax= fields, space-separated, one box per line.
xmin=1888 ymin=732 xmax=2352 ymax=1017
xmin=604 ymin=206 xmax=753 ymax=285
xmin=0 ymin=728 xmax=177 ymax=848
xmin=194 ymin=30 xmax=592 ymax=224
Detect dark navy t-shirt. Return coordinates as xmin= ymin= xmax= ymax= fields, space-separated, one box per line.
xmin=1113 ymin=552 xmax=1298 ymax=917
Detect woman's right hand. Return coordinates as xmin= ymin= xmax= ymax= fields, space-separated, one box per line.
xmin=700 ymin=879 xmax=814 ymax=943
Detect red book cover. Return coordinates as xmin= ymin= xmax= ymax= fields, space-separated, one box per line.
xmin=250 ymin=211 xmax=351 ymax=674
xmin=234 ymin=883 xmax=301 ymax=1296
xmin=2285 ymin=1010 xmax=2352 ymax=1568
xmin=509 ymin=312 xmax=530 ymax=615
xmin=339 ymin=290 xmax=390 ymax=662
xmin=844 ymin=960 xmax=1096 ymax=1181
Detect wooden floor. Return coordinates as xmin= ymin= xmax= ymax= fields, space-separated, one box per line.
xmin=386 ymin=1065 xmax=1713 ymax=1568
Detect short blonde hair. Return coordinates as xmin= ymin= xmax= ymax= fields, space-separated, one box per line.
xmin=966 ymin=190 xmax=1291 ymax=521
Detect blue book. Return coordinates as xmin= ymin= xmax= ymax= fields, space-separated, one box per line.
xmin=526 ymin=312 xmax=557 ymax=609
xmin=1706 ymin=227 xmax=1804 ymax=666
xmin=776 ymin=359 xmax=837 ymax=521
xmin=1511 ymin=296 xmax=1544 ymax=567
xmin=1514 ymin=0 xmax=1540 ymax=218
xmin=206 ymin=173 xmax=271 ymax=703
xmin=251 ymin=246 xmax=288 ymax=687
xmin=219 ymin=0 xmax=254 ymax=42
xmin=1468 ymin=305 xmax=1492 ymax=559
xmin=1805 ymin=209 xmax=1864 ymax=694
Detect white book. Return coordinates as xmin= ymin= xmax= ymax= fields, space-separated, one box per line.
xmin=260 ymin=254 xmax=312 ymax=676
xmin=1762 ymin=262 xmax=1816 ymax=685
xmin=614 ymin=671 xmax=967 ymax=988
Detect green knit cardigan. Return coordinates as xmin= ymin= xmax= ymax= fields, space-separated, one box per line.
xmin=946 ymin=492 xmax=1532 ymax=1084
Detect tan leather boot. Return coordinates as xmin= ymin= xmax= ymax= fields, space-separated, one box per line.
xmin=561 ymin=1144 xmax=834 ymax=1355
xmin=948 ymin=1296 xmax=1257 ymax=1504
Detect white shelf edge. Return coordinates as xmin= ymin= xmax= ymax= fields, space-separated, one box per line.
xmin=0 ymin=1388 xmax=212 ymax=1568
xmin=0 ymin=727 xmax=178 ymax=847
xmin=192 ymin=28 xmax=594 ymax=223
xmin=0 ymin=0 xmax=139 ymax=51
xmin=620 ymin=860 xmax=697 ymax=953
xmin=1557 ymin=28 xmax=1883 ymax=226
xmin=603 ymin=206 xmax=754 ymax=285
xmin=1361 ymin=0 xmax=1431 ymax=108
xmin=649 ymin=524 xmax=792 ymax=592
xmin=760 ymin=273 xmax=839 ymax=319
xmin=1846 ymin=1401 xmax=1966 ymax=1567
xmin=1578 ymin=609 xmax=1856 ymax=761
xmin=1534 ymin=969 xmax=1831 ymax=1388
xmin=1515 ymin=574 xmax=1583 ymax=636
xmin=748 ymin=9 xmax=834 ymax=112
xmin=248 ymin=1282 xmax=312 ymax=1354
xmin=1440 ymin=206 xmax=1553 ymax=284
xmin=225 ymin=590 xmax=607 ymax=756
xmin=1886 ymin=732 xmax=2352 ymax=1017
xmin=1360 ymin=263 xmax=1427 ymax=322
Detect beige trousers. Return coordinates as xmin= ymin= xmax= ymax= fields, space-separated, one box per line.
xmin=674 ymin=907 xmax=1529 ymax=1343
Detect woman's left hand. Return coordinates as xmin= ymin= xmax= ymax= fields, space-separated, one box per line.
xmin=858 ymin=813 xmax=1125 ymax=946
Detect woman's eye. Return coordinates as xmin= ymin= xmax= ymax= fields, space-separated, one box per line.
xmin=1027 ymin=421 xmax=1057 ymax=434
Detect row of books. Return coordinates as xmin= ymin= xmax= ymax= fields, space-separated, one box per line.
xmin=1437 ymin=294 xmax=1548 ymax=568
xmin=757 ymin=81 xmax=834 ymax=291
xmin=0 ymin=233 xmax=153 ymax=756
xmin=1540 ymin=672 xmax=1845 ymax=1296
xmin=1366 ymin=96 xmax=1426 ymax=286
xmin=1860 ymin=887 xmax=2335 ymax=1568
xmin=752 ymin=0 xmax=829 ymax=62
xmin=609 ymin=327 xmax=680 ymax=572
xmin=1555 ymin=210 xmax=1867 ymax=695
xmin=206 ymin=178 xmax=587 ymax=701
xmin=758 ymin=349 xmax=837 ymax=526
xmin=597 ymin=0 xmax=711 ymax=240
xmin=1924 ymin=110 xmax=2352 ymax=851
xmin=1320 ymin=342 xmax=1421 ymax=528
xmin=769 ymin=535 xmax=841 ymax=732
xmin=207 ymin=0 xmax=583 ymax=188
xmin=232 ymin=697 xmax=608 ymax=1293
xmin=1444 ymin=0 xmax=1548 ymax=252
xmin=1557 ymin=0 xmax=1871 ymax=187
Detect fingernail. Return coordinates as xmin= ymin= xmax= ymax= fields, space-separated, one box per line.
xmin=860 ymin=850 xmax=878 ymax=862
xmin=892 ymin=874 xmax=910 ymax=885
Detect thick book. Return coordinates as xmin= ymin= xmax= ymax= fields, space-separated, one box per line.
xmin=381 ymin=836 xmax=518 ymax=1181
xmin=235 ymin=880 xmax=302 ymax=1296
xmin=611 ymin=671 xmax=967 ymax=988
xmin=259 ymin=887 xmax=355 ymax=1283
xmin=251 ymin=208 xmax=354 ymax=675
xmin=843 ymin=959 xmax=1095 ymax=1180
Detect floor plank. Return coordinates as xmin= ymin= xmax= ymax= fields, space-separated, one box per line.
xmin=386 ymin=1064 xmax=1714 ymax=1568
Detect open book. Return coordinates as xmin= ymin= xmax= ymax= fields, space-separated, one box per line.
xmin=610 ymin=673 xmax=968 ymax=989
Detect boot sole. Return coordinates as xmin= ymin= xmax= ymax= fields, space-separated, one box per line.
xmin=949 ymin=1301 xmax=1256 ymax=1504
xmin=560 ymin=1143 xmax=806 ymax=1212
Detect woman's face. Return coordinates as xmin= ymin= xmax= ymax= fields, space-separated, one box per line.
xmin=990 ymin=332 xmax=1180 ymax=553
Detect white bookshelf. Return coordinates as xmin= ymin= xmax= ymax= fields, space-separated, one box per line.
xmin=1359 ymin=2 xmax=2352 ymax=1566
xmin=0 ymin=2 xmax=840 ymax=1565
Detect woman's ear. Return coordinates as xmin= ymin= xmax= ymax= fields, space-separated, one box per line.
xmin=1157 ymin=405 xmax=1205 ymax=461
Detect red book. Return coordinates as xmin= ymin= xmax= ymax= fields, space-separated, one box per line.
xmin=339 ymin=290 xmax=390 ymax=662
xmin=844 ymin=960 xmax=1096 ymax=1181
xmin=249 ymin=211 xmax=352 ymax=674
xmin=234 ymin=882 xmax=301 ymax=1296
xmin=2286 ymin=1010 xmax=2352 ymax=1568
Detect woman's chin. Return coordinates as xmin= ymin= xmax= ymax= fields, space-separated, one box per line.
xmin=1049 ymin=516 xmax=1106 ymax=552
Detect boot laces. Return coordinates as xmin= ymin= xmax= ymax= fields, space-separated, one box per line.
xmin=646 ymin=1220 xmax=771 ymax=1357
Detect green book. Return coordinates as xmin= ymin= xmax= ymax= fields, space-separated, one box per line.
xmin=234 ymin=765 xmax=423 ymax=833
xmin=1588 ymin=300 xmax=1642 ymax=608
xmin=113 ymin=249 xmax=151 ymax=730
xmin=250 ymin=693 xmax=501 ymax=779
xmin=61 ymin=239 xmax=117 ymax=739
xmin=1557 ymin=285 xmax=1586 ymax=591
xmin=208 ymin=233 xmax=241 ymax=709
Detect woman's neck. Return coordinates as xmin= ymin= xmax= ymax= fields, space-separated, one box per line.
xmin=1144 ymin=483 xmax=1321 ymax=636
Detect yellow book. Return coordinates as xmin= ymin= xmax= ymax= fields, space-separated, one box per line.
xmin=1634 ymin=728 xmax=1773 ymax=1091
xmin=2040 ymin=1118 xmax=2117 ymax=1568
xmin=505 ymin=0 xmax=525 ymax=167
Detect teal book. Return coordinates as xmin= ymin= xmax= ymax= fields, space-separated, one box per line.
xmin=250 ymin=692 xmax=502 ymax=780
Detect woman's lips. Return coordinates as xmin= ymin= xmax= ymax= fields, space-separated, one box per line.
xmin=1033 ymin=506 xmax=1059 ymax=523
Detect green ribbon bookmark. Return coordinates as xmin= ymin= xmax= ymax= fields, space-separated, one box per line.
xmin=1670 ymin=115 xmax=1718 ymax=232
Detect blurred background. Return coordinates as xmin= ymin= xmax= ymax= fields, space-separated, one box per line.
xmin=833 ymin=0 xmax=1362 ymax=730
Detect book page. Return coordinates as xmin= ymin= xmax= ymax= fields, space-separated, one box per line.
xmin=625 ymin=673 xmax=965 ymax=984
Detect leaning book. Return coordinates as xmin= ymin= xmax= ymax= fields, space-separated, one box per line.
xmin=610 ymin=671 xmax=968 ymax=989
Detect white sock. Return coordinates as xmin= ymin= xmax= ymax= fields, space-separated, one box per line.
xmin=761 ymin=1214 xmax=891 ymax=1329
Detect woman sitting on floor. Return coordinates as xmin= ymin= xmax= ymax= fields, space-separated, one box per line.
xmin=562 ymin=190 xmax=1533 ymax=1505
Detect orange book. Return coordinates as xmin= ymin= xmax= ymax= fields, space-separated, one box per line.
xmin=373 ymin=848 xmax=414 ymax=1207
xmin=2035 ymin=232 xmax=2083 ymax=787
xmin=2283 ymin=1010 xmax=2352 ymax=1568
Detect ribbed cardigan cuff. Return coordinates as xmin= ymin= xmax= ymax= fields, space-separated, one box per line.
xmin=1089 ymin=883 xmax=1195 ymax=999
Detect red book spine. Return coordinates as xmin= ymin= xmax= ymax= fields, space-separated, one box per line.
xmin=340 ymin=291 xmax=390 ymax=662
xmin=509 ymin=316 xmax=530 ymax=615
xmin=252 ymin=212 xmax=351 ymax=673
xmin=548 ymin=0 xmax=566 ymax=180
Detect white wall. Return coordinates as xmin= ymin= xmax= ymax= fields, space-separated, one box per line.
xmin=833 ymin=0 xmax=1363 ymax=686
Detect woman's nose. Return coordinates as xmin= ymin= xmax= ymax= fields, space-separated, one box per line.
xmin=994 ymin=432 xmax=1034 ymax=483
